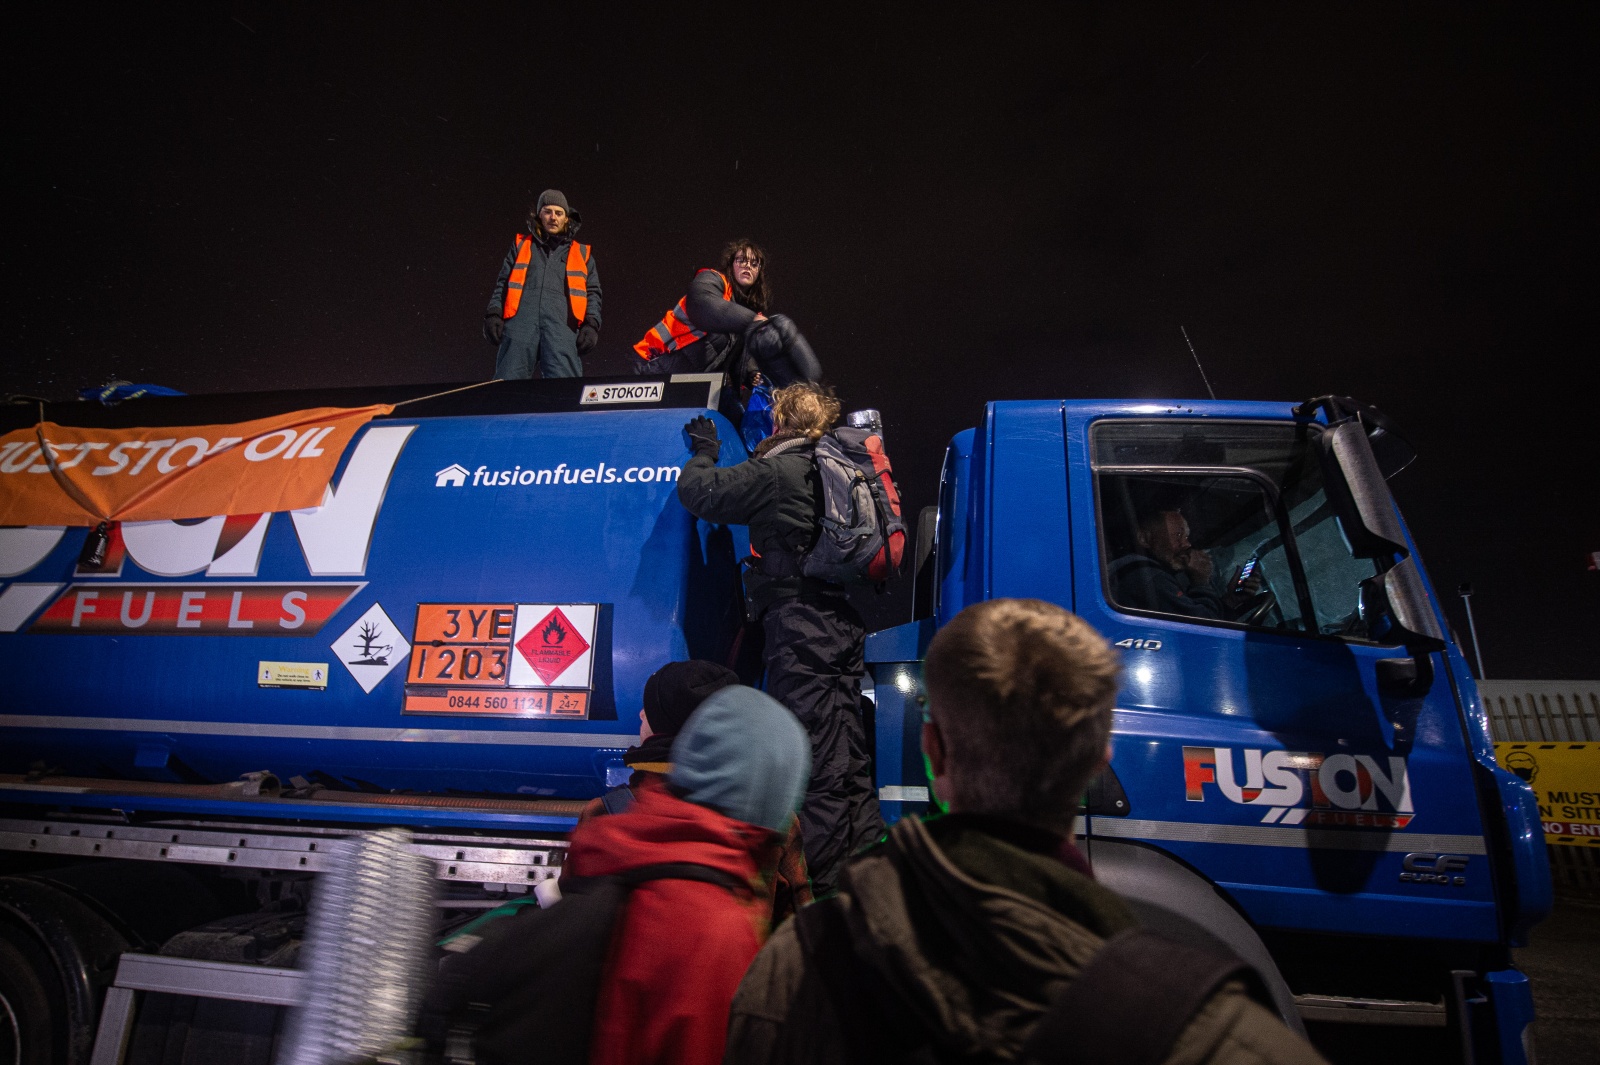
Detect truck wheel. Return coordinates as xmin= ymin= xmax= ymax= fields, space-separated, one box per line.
xmin=0 ymin=936 xmax=53 ymax=1065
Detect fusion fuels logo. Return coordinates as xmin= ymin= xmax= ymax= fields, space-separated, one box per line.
xmin=1183 ymin=746 xmax=1415 ymax=828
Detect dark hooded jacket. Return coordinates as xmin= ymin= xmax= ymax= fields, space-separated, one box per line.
xmin=723 ymin=815 xmax=1327 ymax=1065
xmin=677 ymin=433 xmax=842 ymax=614
xmin=1109 ymin=553 xmax=1227 ymax=619
xmin=678 ymin=268 xmax=761 ymax=375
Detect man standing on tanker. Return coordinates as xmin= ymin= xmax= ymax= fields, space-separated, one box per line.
xmin=634 ymin=240 xmax=822 ymax=387
xmin=482 ymin=189 xmax=602 ymax=379
xmin=676 ymin=383 xmax=885 ymax=895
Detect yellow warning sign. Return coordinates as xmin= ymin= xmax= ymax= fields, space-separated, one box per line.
xmin=1495 ymin=742 xmax=1600 ymax=846
xmin=258 ymin=661 xmax=330 ymax=690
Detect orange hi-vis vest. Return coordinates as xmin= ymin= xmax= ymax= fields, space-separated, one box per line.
xmin=502 ymin=235 xmax=592 ymax=323
xmin=633 ymin=269 xmax=733 ymax=361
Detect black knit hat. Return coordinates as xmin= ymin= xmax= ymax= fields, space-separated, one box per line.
xmin=643 ymin=660 xmax=739 ymax=738
xmin=536 ymin=188 xmax=570 ymax=214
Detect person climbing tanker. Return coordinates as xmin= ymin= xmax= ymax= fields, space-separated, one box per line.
xmin=676 ymin=381 xmax=905 ymax=895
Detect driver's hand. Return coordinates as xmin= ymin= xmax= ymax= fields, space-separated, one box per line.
xmin=1180 ymin=549 xmax=1213 ymax=585
xmin=1231 ymin=567 xmax=1264 ymax=597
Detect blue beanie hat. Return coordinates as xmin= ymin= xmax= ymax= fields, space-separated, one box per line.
xmin=667 ymin=686 xmax=810 ymax=834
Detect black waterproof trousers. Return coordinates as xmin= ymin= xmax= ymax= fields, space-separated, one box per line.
xmin=762 ymin=594 xmax=886 ymax=896
xmin=744 ymin=314 xmax=822 ymax=387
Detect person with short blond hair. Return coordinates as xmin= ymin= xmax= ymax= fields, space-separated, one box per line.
xmin=724 ymin=598 xmax=1328 ymax=1065
xmin=677 ymin=382 xmax=885 ymax=895
xmin=923 ymin=597 xmax=1120 ymax=834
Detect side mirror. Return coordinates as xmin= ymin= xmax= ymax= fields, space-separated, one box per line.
xmin=1319 ymin=421 xmax=1409 ymax=559
xmin=1325 ymin=423 xmax=1446 ymax=668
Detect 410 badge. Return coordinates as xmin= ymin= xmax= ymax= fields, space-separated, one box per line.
xmin=403 ymin=602 xmax=598 ymax=719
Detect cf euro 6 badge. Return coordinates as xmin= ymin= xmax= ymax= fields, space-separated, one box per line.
xmin=1400 ymin=853 xmax=1469 ymax=886
xmin=580 ymin=382 xmax=663 ymax=406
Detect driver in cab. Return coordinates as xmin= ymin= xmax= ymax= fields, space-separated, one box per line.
xmin=1110 ymin=508 xmax=1263 ymax=621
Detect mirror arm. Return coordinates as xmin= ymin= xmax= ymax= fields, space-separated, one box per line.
xmin=1376 ymin=650 xmax=1435 ymax=698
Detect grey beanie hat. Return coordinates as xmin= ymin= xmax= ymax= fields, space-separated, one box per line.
xmin=536 ymin=188 xmax=571 ymax=214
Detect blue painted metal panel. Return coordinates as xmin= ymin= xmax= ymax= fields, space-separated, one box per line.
xmin=874 ymin=396 xmax=1529 ymax=950
xmin=1484 ymin=969 xmax=1537 ymax=1065
xmin=983 ymin=402 xmax=1074 ymax=609
xmin=0 ymin=406 xmax=749 ymax=800
xmin=1063 ymin=400 xmax=1503 ymax=943
xmin=864 ymin=618 xmax=933 ymax=825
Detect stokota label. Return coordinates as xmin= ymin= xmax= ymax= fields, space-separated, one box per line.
xmin=579 ymin=382 xmax=663 ymax=406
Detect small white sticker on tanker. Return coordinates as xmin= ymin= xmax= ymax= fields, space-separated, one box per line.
xmin=259 ymin=661 xmax=330 ymax=690
xmin=579 ymin=382 xmax=664 ymax=406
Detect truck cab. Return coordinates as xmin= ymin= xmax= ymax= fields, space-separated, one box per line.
xmin=867 ymin=398 xmax=1550 ymax=1063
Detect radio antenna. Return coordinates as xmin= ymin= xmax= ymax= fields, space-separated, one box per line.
xmin=1180 ymin=325 xmax=1217 ymax=400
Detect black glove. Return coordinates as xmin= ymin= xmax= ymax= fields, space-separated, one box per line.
xmin=684 ymin=415 xmax=720 ymax=460
xmin=483 ymin=315 xmax=505 ymax=345
xmin=576 ymin=323 xmax=599 ymax=355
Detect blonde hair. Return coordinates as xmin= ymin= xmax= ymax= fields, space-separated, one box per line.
xmin=770 ymin=382 xmax=840 ymax=442
xmin=924 ymin=598 xmax=1121 ymax=833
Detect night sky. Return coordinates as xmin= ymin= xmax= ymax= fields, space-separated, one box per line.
xmin=6 ymin=5 xmax=1595 ymax=677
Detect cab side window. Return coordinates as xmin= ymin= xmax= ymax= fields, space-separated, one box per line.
xmin=1093 ymin=421 xmax=1381 ymax=639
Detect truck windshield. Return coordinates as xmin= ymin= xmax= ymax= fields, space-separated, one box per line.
xmin=1091 ymin=420 xmax=1382 ymax=639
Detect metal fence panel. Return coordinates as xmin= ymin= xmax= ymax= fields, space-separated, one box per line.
xmin=1479 ymin=681 xmax=1600 ymax=896
xmin=1478 ymin=680 xmax=1600 ymax=743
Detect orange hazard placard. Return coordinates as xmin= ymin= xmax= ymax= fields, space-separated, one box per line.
xmin=402 ymin=601 xmax=596 ymax=719
xmin=0 ymin=405 xmax=393 ymax=526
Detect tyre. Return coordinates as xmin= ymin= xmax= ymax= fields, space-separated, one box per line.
xmin=0 ymin=934 xmax=55 ymax=1065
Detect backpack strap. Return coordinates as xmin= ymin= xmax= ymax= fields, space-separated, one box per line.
xmin=612 ymin=861 xmax=749 ymax=895
xmin=1019 ymin=929 xmax=1268 ymax=1065
xmin=598 ymin=785 xmax=636 ymax=816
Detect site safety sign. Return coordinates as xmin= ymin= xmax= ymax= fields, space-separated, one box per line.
xmin=1495 ymin=742 xmax=1600 ymax=846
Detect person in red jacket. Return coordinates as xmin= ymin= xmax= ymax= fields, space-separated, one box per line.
xmin=576 ymin=659 xmax=814 ymax=920
xmin=565 ymin=684 xmax=811 ymax=1065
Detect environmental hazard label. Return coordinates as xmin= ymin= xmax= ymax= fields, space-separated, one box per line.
xmin=330 ymin=602 xmax=411 ymax=694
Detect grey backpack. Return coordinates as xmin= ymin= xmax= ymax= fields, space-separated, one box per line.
xmin=803 ymin=427 xmax=907 ymax=585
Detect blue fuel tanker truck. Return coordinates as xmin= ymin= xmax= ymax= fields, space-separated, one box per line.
xmin=0 ymin=382 xmax=1549 ymax=1063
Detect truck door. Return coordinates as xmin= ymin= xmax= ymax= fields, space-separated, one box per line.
xmin=1068 ymin=413 xmax=1499 ymax=944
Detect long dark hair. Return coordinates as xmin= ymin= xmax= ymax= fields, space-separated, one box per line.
xmin=720 ymin=239 xmax=770 ymax=314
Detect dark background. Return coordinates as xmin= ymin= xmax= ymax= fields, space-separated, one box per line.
xmin=5 ymin=4 xmax=1595 ymax=677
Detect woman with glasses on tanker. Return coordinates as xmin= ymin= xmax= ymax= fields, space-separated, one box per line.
xmin=632 ymin=239 xmax=823 ymax=388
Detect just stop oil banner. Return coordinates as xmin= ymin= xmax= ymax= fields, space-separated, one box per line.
xmin=0 ymin=405 xmax=393 ymax=526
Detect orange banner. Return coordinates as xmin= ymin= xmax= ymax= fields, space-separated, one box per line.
xmin=0 ymin=405 xmax=394 ymax=526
